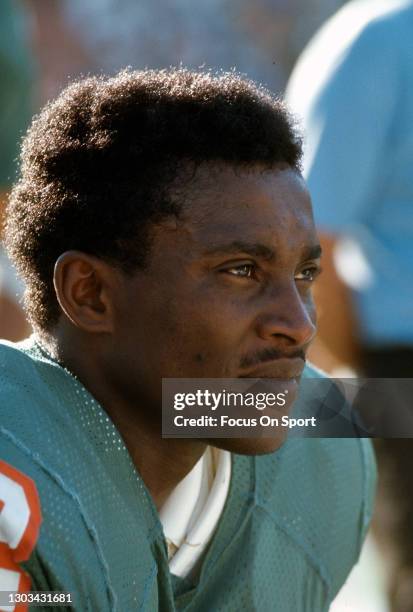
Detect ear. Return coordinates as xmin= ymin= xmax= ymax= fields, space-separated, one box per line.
xmin=53 ymin=251 xmax=117 ymax=333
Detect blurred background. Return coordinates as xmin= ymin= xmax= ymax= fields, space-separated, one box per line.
xmin=3 ymin=1 xmax=413 ymax=611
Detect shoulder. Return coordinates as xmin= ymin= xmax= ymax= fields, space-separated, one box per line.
xmin=0 ymin=340 xmax=104 ymax=595
xmin=0 ymin=338 xmax=56 ymax=401
xmin=299 ymin=363 xmax=376 ymax=522
xmin=257 ymin=434 xmax=376 ymax=543
xmin=255 ymin=366 xmax=376 ymax=598
xmin=0 ymin=339 xmax=64 ymax=446
xmin=0 ymin=340 xmax=159 ymax=609
xmin=0 ymin=341 xmax=43 ymax=432
xmin=0 ymin=435 xmax=117 ymax=609
xmin=0 ymin=338 xmax=37 ymax=375
xmin=256 ymin=441 xmax=376 ymax=600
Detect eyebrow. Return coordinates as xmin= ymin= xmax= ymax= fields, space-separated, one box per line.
xmin=302 ymin=244 xmax=322 ymax=260
xmin=203 ymin=241 xmax=322 ymax=261
xmin=204 ymin=241 xmax=276 ymax=261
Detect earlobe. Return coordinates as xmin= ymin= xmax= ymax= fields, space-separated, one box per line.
xmin=53 ymin=251 xmax=115 ymax=333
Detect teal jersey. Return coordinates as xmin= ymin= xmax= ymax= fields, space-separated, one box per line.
xmin=0 ymin=338 xmax=376 ymax=611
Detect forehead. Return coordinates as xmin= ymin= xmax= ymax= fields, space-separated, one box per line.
xmin=169 ymin=163 xmax=317 ymax=256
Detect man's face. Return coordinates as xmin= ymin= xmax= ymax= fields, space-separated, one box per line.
xmin=111 ymin=163 xmax=320 ymax=453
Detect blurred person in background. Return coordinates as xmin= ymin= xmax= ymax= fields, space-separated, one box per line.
xmin=287 ymin=1 xmax=413 ymax=610
xmin=28 ymin=0 xmax=347 ymax=103
xmin=0 ymin=0 xmax=33 ymax=341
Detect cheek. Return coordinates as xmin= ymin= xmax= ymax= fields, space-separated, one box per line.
xmin=164 ymin=291 xmax=246 ymax=374
xmin=119 ymin=274 xmax=250 ymax=377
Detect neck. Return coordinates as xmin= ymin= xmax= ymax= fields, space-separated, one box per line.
xmin=37 ymin=331 xmax=207 ymax=510
xmin=114 ymin=417 xmax=206 ymax=509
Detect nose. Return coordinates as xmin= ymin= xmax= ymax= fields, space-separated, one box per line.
xmin=254 ymin=282 xmax=316 ymax=349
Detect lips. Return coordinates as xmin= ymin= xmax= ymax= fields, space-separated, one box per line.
xmin=238 ymin=357 xmax=305 ymax=380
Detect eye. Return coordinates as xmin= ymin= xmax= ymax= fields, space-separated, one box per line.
xmin=225 ymin=263 xmax=256 ymax=279
xmin=295 ymin=265 xmax=321 ymax=282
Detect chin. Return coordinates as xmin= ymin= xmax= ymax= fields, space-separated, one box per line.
xmin=208 ymin=434 xmax=288 ymax=456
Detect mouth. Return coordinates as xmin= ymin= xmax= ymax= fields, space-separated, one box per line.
xmin=238 ymin=357 xmax=305 ymax=380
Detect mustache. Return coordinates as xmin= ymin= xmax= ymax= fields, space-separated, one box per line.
xmin=239 ymin=348 xmax=306 ymax=369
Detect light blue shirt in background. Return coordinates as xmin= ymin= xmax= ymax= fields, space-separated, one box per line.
xmin=286 ymin=0 xmax=413 ymax=346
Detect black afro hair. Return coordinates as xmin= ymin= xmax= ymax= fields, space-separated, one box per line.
xmin=5 ymin=68 xmax=302 ymax=330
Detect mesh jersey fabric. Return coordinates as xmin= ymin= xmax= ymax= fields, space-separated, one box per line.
xmin=0 ymin=337 xmax=376 ymax=611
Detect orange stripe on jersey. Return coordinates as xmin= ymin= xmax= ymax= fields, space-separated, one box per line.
xmin=0 ymin=541 xmax=32 ymax=605
xmin=0 ymin=461 xmax=42 ymax=563
xmin=0 ymin=460 xmax=42 ymax=611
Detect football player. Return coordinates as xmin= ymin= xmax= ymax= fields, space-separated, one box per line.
xmin=0 ymin=69 xmax=375 ymax=611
